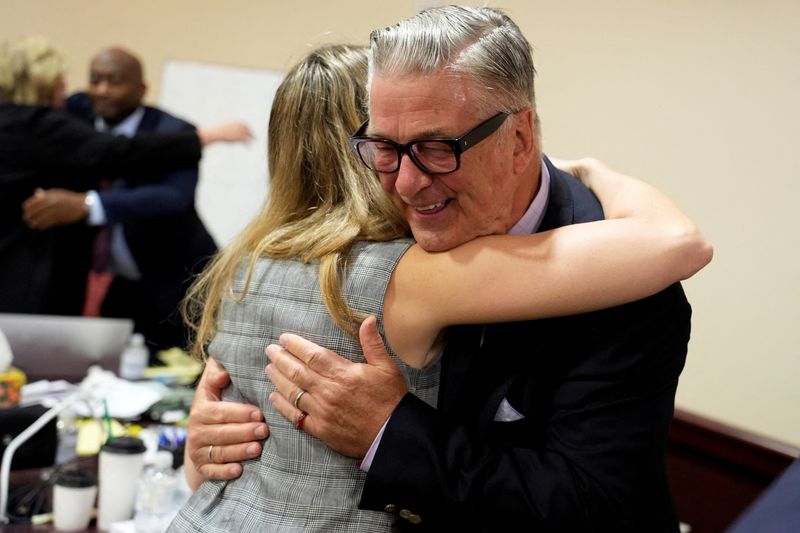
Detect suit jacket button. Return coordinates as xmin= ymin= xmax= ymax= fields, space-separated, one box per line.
xmin=384 ymin=504 xmax=397 ymax=513
xmin=399 ymin=509 xmax=411 ymax=520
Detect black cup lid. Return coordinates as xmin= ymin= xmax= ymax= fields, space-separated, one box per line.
xmin=100 ymin=436 xmax=146 ymax=455
xmin=55 ymin=469 xmax=97 ymax=488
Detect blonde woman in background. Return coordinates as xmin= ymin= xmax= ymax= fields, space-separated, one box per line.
xmin=171 ymin=43 xmax=711 ymax=532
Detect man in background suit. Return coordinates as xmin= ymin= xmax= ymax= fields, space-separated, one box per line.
xmin=23 ymin=47 xmax=217 ymax=361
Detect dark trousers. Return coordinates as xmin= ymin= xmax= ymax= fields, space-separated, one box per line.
xmin=100 ymin=276 xmax=187 ymax=365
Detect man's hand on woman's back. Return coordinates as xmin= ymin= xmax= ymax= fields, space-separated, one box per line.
xmin=184 ymin=358 xmax=268 ymax=491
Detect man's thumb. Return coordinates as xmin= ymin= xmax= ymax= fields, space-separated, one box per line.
xmin=359 ymin=316 xmax=391 ymax=367
xmin=200 ymin=358 xmax=231 ymax=395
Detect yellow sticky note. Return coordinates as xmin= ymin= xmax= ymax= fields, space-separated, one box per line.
xmin=75 ymin=418 xmax=126 ymax=456
xmin=142 ymin=347 xmax=203 ymax=385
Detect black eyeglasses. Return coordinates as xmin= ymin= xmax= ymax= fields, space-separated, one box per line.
xmin=348 ymin=111 xmax=511 ymax=175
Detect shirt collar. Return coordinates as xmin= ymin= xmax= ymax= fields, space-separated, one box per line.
xmin=95 ymin=106 xmax=145 ymax=138
xmin=508 ymin=157 xmax=550 ymax=235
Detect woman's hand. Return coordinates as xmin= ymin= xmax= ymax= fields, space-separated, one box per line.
xmin=549 ymin=157 xmax=604 ymax=185
xmin=197 ymin=121 xmax=254 ymax=146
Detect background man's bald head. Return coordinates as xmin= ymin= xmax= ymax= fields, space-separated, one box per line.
xmin=88 ymin=46 xmax=147 ymax=124
xmin=91 ymin=47 xmax=144 ymax=83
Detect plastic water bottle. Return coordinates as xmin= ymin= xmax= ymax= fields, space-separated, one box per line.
xmin=119 ymin=333 xmax=148 ymax=380
xmin=55 ymin=407 xmax=79 ymax=465
xmin=133 ymin=450 xmax=179 ymax=533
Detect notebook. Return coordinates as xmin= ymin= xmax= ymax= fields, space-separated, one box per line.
xmin=0 ymin=313 xmax=134 ymax=383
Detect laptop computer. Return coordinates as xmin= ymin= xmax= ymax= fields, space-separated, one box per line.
xmin=0 ymin=313 xmax=134 ymax=383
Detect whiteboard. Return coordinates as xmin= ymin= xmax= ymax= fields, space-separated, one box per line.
xmin=160 ymin=60 xmax=284 ymax=246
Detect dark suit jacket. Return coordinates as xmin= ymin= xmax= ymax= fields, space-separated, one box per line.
xmin=66 ymin=93 xmax=217 ymax=321
xmin=0 ymin=102 xmax=202 ymax=314
xmin=361 ymin=158 xmax=689 ymax=532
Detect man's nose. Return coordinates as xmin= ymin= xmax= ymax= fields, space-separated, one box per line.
xmin=394 ymin=154 xmax=433 ymax=198
xmin=94 ymin=80 xmax=110 ymax=95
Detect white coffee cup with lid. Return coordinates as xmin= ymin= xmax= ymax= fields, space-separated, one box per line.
xmin=53 ymin=468 xmax=97 ymax=532
xmin=96 ymin=436 xmax=146 ymax=531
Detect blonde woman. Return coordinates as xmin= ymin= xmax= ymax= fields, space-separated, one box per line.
xmin=171 ymin=43 xmax=710 ymax=532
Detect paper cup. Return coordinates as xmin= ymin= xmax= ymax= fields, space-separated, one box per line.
xmin=53 ymin=469 xmax=97 ymax=532
xmin=96 ymin=437 xmax=146 ymax=531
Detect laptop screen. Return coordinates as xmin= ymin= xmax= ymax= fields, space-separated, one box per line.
xmin=0 ymin=313 xmax=134 ymax=383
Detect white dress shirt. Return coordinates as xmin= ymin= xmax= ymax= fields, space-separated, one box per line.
xmin=85 ymin=107 xmax=146 ymax=280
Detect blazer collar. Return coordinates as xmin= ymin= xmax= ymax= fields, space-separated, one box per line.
xmin=538 ymin=155 xmax=577 ymax=232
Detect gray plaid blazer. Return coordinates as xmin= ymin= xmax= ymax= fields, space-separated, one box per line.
xmin=169 ymin=239 xmax=440 ymax=532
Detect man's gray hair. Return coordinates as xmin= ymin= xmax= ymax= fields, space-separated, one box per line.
xmin=367 ymin=5 xmax=536 ymax=116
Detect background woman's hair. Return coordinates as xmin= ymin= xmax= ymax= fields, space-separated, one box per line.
xmin=0 ymin=36 xmax=65 ymax=105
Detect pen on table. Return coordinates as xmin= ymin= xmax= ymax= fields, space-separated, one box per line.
xmin=103 ymin=399 xmax=114 ymax=443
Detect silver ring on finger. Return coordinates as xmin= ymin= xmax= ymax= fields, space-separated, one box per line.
xmin=293 ymin=389 xmax=307 ymax=411
xmin=207 ymin=444 xmax=214 ymax=462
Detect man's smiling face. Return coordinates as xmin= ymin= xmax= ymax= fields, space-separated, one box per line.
xmin=368 ymin=72 xmax=539 ymax=252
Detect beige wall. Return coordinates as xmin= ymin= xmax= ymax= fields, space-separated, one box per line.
xmin=3 ymin=0 xmax=799 ymax=446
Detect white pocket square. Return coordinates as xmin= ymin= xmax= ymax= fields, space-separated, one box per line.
xmin=494 ymin=397 xmax=525 ymax=422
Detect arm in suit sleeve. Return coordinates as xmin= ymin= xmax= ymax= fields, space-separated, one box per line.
xmin=98 ymin=167 xmax=197 ymax=224
xmin=98 ymin=117 xmax=200 ymax=224
xmin=29 ymin=106 xmax=201 ymax=178
xmin=361 ymin=284 xmax=690 ymax=532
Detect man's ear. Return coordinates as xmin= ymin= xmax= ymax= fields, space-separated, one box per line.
xmin=512 ymin=107 xmax=537 ymax=175
xmin=138 ymin=82 xmax=148 ymax=103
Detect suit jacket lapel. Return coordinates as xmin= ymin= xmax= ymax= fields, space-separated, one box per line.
xmin=136 ymin=107 xmax=160 ymax=134
xmin=539 ymin=157 xmax=577 ymax=232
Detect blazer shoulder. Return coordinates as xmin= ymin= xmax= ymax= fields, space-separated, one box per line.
xmin=141 ymin=106 xmax=195 ymax=133
xmin=541 ymin=156 xmax=604 ymax=229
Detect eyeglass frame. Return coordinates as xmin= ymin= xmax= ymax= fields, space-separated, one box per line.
xmin=347 ymin=111 xmax=512 ymax=175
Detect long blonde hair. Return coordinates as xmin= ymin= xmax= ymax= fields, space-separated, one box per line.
xmin=0 ymin=36 xmax=65 ymax=104
xmin=184 ymin=44 xmax=408 ymax=359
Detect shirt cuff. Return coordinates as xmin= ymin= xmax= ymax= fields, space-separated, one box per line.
xmin=359 ymin=417 xmax=389 ymax=472
xmin=85 ymin=190 xmax=107 ymax=225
